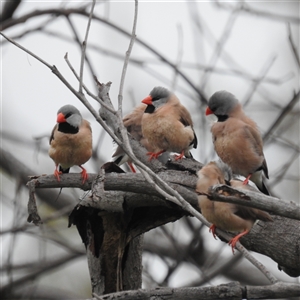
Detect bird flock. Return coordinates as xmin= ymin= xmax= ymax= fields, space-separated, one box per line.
xmin=48 ymin=86 xmax=272 ymax=252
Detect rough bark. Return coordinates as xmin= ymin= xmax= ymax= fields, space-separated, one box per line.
xmin=27 ymin=167 xmax=300 ymax=278
xmin=89 ymin=281 xmax=300 ymax=300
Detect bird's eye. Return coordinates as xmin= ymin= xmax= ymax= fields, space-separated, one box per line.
xmin=65 ymin=113 xmax=72 ymax=118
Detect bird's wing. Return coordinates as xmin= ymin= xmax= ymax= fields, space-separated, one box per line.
xmin=49 ymin=124 xmax=58 ymax=145
xmin=178 ymin=105 xmax=198 ymax=148
xmin=243 ymin=125 xmax=268 ymax=177
xmin=232 ymin=203 xmax=273 ymax=222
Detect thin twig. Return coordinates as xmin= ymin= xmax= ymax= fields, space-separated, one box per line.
xmin=65 ymin=15 xmax=97 ymax=79
xmin=115 ymin=0 xmax=138 ymax=165
xmin=287 ymin=23 xmax=300 ymax=68
xmin=200 ymin=3 xmax=240 ymax=89
xmin=243 ymin=54 xmax=277 ymax=107
xmin=0 ymin=31 xmax=52 ymax=69
xmin=79 ymin=0 xmax=96 ymax=93
xmin=64 ymin=52 xmax=116 ymax=114
xmin=216 ymin=1 xmax=300 ymax=24
xmin=0 ymin=8 xmax=208 ymax=103
xmin=263 ymin=90 xmax=300 ymax=143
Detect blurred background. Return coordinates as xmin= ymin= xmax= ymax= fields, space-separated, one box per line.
xmin=1 ymin=1 xmax=299 ymax=298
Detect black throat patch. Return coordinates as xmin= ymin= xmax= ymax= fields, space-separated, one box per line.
xmin=144 ymin=105 xmax=155 ymax=114
xmin=217 ymin=115 xmax=229 ymax=122
xmin=58 ymin=122 xmax=79 ymax=134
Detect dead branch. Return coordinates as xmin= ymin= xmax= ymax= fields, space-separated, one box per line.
xmin=26 ymin=170 xmax=300 ymax=277
xmin=90 ymin=281 xmax=300 ymax=300
xmin=208 ymin=184 xmax=300 ymax=221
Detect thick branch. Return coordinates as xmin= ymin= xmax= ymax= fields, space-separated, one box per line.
xmin=208 ymin=184 xmax=300 ymax=220
xmin=27 ymin=172 xmax=300 ymax=277
xmin=90 ymin=281 xmax=300 ymax=300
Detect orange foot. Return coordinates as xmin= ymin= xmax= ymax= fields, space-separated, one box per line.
xmin=243 ymin=174 xmax=252 ymax=185
xmin=79 ymin=166 xmax=88 ymax=184
xmin=128 ymin=162 xmax=136 ymax=173
xmin=54 ymin=167 xmax=62 ymax=181
xmin=209 ymin=224 xmax=217 ymax=240
xmin=174 ymin=150 xmax=185 ymax=161
xmin=228 ymin=230 xmax=249 ymax=254
xmin=147 ymin=150 xmax=166 ymax=161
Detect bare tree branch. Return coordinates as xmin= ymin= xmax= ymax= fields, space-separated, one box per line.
xmin=0 ymin=7 xmax=208 ymax=103
xmin=263 ymin=91 xmax=300 ymax=143
xmin=79 ymin=0 xmax=96 ymax=93
xmin=90 ymin=281 xmax=300 ymax=300
xmin=216 ymin=1 xmax=300 ymax=24
xmin=208 ymin=184 xmax=300 ymax=220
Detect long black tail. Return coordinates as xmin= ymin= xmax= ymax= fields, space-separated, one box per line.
xmin=258 ymin=180 xmax=270 ymax=196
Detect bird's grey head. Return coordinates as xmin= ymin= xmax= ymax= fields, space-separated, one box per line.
xmin=57 ymin=105 xmax=82 ymax=128
xmin=149 ymin=86 xmax=170 ymax=109
xmin=208 ymin=91 xmax=239 ymax=116
xmin=215 ymin=160 xmax=232 ymax=183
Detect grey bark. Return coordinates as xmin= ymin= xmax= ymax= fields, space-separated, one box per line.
xmin=27 ymin=168 xmax=300 ymax=278
xmin=89 ymin=281 xmax=300 ymax=300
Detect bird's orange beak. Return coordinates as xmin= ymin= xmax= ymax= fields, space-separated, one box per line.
xmin=205 ymin=107 xmax=214 ymax=116
xmin=57 ymin=112 xmax=67 ymax=123
xmin=142 ymin=95 xmax=153 ymax=105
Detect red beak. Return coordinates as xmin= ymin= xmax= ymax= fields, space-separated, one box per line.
xmin=205 ymin=107 xmax=214 ymax=116
xmin=142 ymin=95 xmax=153 ymax=105
xmin=57 ymin=112 xmax=67 ymax=123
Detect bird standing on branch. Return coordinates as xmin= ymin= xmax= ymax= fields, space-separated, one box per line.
xmin=141 ymin=86 xmax=197 ymax=161
xmin=206 ymin=90 xmax=269 ymax=195
xmin=196 ymin=161 xmax=273 ymax=253
xmin=49 ymin=104 xmax=92 ymax=183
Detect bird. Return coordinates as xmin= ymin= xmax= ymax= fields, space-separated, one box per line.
xmin=49 ymin=104 xmax=92 ymax=184
xmin=196 ymin=160 xmax=273 ymax=253
xmin=141 ymin=86 xmax=198 ymax=161
xmin=112 ymin=103 xmax=155 ymax=172
xmin=206 ymin=90 xmax=269 ymax=195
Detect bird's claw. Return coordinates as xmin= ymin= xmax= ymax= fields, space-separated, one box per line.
xmin=80 ymin=168 xmax=88 ymax=184
xmin=174 ymin=151 xmax=185 ymax=161
xmin=243 ymin=174 xmax=252 ymax=185
xmin=54 ymin=169 xmax=62 ymax=181
xmin=209 ymin=224 xmax=217 ymax=240
xmin=228 ymin=237 xmax=239 ymax=254
xmin=147 ymin=150 xmax=165 ymax=161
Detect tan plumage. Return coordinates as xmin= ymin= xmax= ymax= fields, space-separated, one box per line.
xmin=112 ymin=104 xmax=156 ymax=172
xmin=141 ymin=87 xmax=197 ymax=160
xmin=49 ymin=105 xmax=92 ymax=183
xmin=206 ymin=91 xmax=269 ymax=195
xmin=196 ymin=161 xmax=272 ymax=253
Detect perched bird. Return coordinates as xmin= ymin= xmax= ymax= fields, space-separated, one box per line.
xmin=206 ymin=90 xmax=269 ymax=195
xmin=49 ymin=105 xmax=92 ymax=183
xmin=141 ymin=86 xmax=197 ymax=161
xmin=112 ymin=103 xmax=155 ymax=172
xmin=196 ymin=161 xmax=273 ymax=253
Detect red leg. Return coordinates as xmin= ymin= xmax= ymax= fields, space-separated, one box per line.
xmin=174 ymin=150 xmax=185 ymax=161
xmin=243 ymin=174 xmax=252 ymax=185
xmin=128 ymin=162 xmax=136 ymax=173
xmin=79 ymin=166 xmax=88 ymax=184
xmin=54 ymin=165 xmax=62 ymax=181
xmin=147 ymin=150 xmax=166 ymax=161
xmin=209 ymin=224 xmax=217 ymax=240
xmin=228 ymin=229 xmax=249 ymax=254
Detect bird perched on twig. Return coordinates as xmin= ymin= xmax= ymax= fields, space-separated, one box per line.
xmin=49 ymin=104 xmax=92 ymax=183
xmin=196 ymin=161 xmax=273 ymax=253
xmin=112 ymin=103 xmax=156 ymax=172
xmin=206 ymin=90 xmax=269 ymax=195
xmin=141 ymin=86 xmax=197 ymax=161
